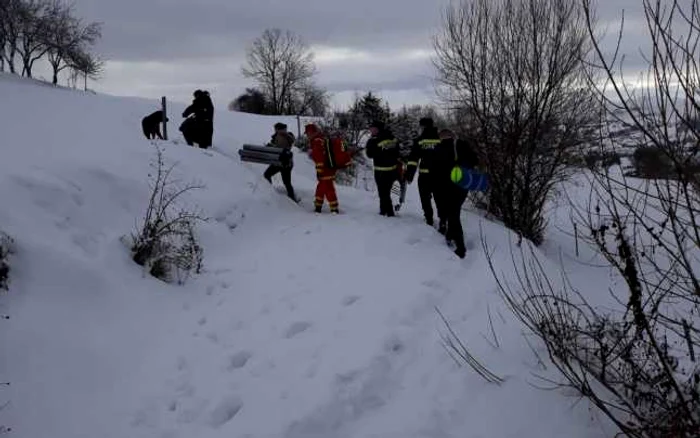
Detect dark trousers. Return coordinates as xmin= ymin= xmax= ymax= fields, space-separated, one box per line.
xmin=375 ymin=170 xmax=398 ymax=216
xmin=180 ymin=118 xmax=212 ymax=148
xmin=443 ymin=184 xmax=468 ymax=252
xmin=142 ymin=120 xmax=163 ymax=140
xmin=418 ymin=173 xmax=444 ymax=223
xmin=199 ymin=119 xmax=213 ymax=148
xmin=264 ymin=165 xmax=296 ymax=200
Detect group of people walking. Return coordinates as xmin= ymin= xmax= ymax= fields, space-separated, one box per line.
xmin=263 ymin=117 xmax=479 ymax=259
xmin=142 ymin=97 xmax=479 ymax=259
xmin=364 ymin=117 xmax=479 ymax=258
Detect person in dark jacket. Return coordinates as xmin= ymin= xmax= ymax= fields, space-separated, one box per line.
xmin=365 ymin=120 xmax=400 ymax=217
xmin=435 ymin=129 xmax=479 ymax=259
xmin=142 ymin=110 xmax=168 ymax=140
xmin=406 ymin=117 xmax=444 ymax=229
xmin=264 ymin=122 xmax=298 ymax=202
xmin=181 ymin=90 xmax=214 ymax=148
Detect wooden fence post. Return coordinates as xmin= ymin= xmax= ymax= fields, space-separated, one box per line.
xmin=161 ymin=96 xmax=168 ymax=141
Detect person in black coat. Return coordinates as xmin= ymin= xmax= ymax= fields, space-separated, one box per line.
xmin=365 ymin=120 xmax=401 ymax=217
xmin=435 ymin=129 xmax=479 ymax=259
xmin=181 ymin=90 xmax=214 ymax=148
xmin=405 ymin=117 xmax=444 ymax=229
xmin=142 ymin=110 xmax=168 ymax=140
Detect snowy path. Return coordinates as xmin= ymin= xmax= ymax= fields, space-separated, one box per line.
xmin=128 ymin=169 xmax=480 ymax=437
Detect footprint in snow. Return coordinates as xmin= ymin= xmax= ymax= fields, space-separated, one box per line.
xmin=384 ymin=335 xmax=405 ymax=354
xmin=342 ymin=295 xmax=361 ymax=307
xmin=227 ymin=351 xmax=252 ymax=371
xmin=198 ymin=317 xmax=207 ymax=326
xmin=405 ymin=236 xmax=422 ymax=245
xmin=285 ymin=321 xmax=312 ymax=339
xmin=209 ymin=396 xmax=243 ymax=428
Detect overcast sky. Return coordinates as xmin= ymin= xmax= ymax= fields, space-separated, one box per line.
xmin=68 ymin=0 xmax=650 ymax=110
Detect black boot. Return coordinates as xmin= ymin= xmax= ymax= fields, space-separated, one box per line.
xmin=454 ymin=246 xmax=466 ymax=259
xmin=438 ymin=220 xmax=447 ymax=235
xmin=425 ymin=216 xmax=434 ymax=226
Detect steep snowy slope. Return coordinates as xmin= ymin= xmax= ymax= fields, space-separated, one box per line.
xmin=0 ymin=75 xmax=612 ymax=438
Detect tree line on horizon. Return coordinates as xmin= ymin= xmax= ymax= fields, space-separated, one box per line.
xmin=0 ymin=0 xmax=102 ymax=89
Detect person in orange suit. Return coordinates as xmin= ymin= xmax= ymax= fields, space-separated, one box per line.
xmin=305 ymin=123 xmax=340 ymax=214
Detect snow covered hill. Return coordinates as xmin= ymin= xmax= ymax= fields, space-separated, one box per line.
xmin=0 ymin=75 xmax=612 ymax=438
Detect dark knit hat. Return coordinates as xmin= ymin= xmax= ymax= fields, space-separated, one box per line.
xmin=274 ymin=122 xmax=287 ymax=130
xmin=368 ymin=120 xmax=385 ymax=130
xmin=419 ymin=117 xmax=434 ymax=128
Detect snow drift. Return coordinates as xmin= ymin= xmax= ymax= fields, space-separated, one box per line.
xmin=0 ymin=74 xmax=611 ymax=437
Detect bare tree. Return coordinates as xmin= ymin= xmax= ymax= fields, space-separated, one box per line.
xmin=0 ymin=0 xmax=23 ymax=74
xmin=241 ymin=28 xmax=321 ymax=115
xmin=290 ymin=81 xmax=329 ymax=116
xmin=44 ymin=0 xmax=101 ymax=85
xmin=68 ymin=47 xmax=102 ymax=90
xmin=486 ymin=0 xmax=700 ymax=436
xmin=16 ymin=0 xmax=50 ymax=77
xmin=433 ymin=0 xmax=597 ymax=245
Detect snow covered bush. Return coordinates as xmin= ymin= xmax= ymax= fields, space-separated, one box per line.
xmin=490 ymin=1 xmax=700 ymax=436
xmin=130 ymin=146 xmax=205 ymax=284
xmin=0 ymin=232 xmax=14 ymax=291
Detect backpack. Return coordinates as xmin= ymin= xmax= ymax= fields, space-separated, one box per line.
xmin=324 ymin=135 xmax=352 ymax=169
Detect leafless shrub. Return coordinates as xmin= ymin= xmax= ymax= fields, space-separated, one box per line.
xmin=130 ymin=146 xmax=206 ymax=285
xmin=433 ymin=0 xmax=597 ymax=245
xmin=437 ymin=307 xmax=504 ymax=385
xmin=486 ymin=1 xmax=700 ymax=435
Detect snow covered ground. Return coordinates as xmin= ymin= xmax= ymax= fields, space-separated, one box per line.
xmin=0 ymin=74 xmax=615 ymax=437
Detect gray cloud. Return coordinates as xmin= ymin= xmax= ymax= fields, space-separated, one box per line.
xmin=74 ymin=0 xmax=448 ymax=61
xmin=71 ymin=0 xmax=660 ymax=109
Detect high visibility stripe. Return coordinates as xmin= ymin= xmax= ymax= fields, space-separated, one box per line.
xmin=374 ymin=165 xmax=397 ymax=171
xmin=378 ymin=139 xmax=397 ymax=149
xmin=407 ymin=161 xmax=418 ymax=166
xmin=419 ymin=139 xmax=441 ymax=147
xmin=419 ymin=168 xmax=430 ymax=173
